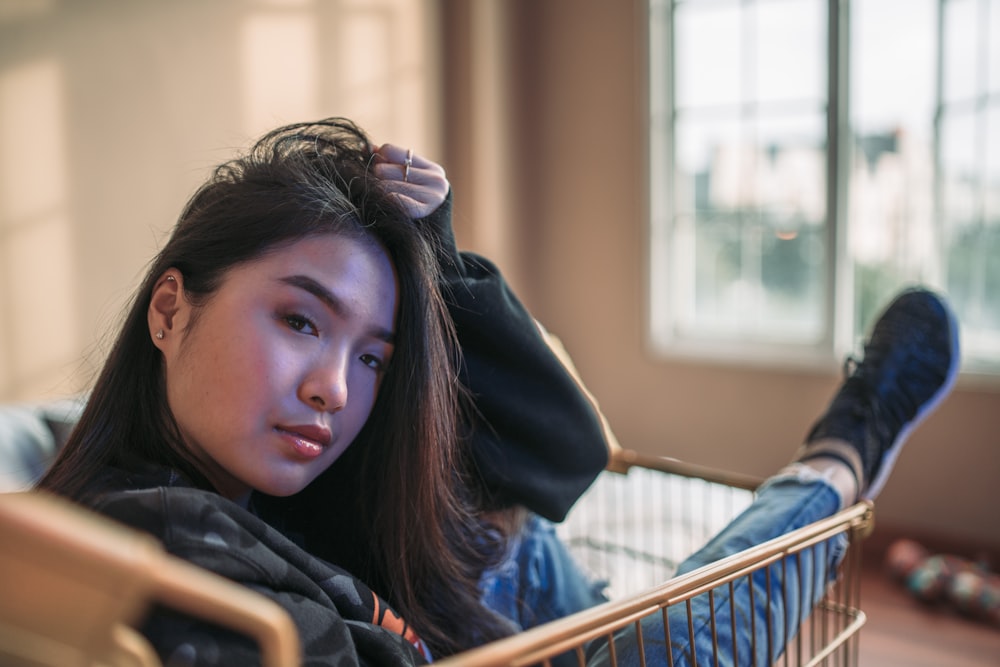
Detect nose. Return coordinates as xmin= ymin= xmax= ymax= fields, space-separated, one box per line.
xmin=300 ymin=352 xmax=349 ymax=412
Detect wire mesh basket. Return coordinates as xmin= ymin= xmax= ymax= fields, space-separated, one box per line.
xmin=439 ymin=449 xmax=873 ymax=667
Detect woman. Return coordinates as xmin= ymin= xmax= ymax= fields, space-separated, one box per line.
xmin=38 ymin=115 xmax=961 ymax=667
xmin=37 ymin=118 xmax=556 ymax=664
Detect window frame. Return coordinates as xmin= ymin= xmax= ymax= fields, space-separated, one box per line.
xmin=648 ymin=0 xmax=1000 ymax=381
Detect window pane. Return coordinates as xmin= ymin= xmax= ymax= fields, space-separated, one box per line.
xmin=672 ymin=113 xmax=826 ymax=341
xmin=675 ymin=1 xmax=741 ymax=109
xmin=942 ymin=104 xmax=1000 ymax=368
xmin=678 ymin=114 xmax=826 ymax=218
xmin=943 ymin=0 xmax=978 ymax=104
xmin=852 ymin=0 xmax=937 ymax=135
xmin=946 ymin=224 xmax=1000 ymax=365
xmin=664 ymin=0 xmax=829 ymax=349
xmin=756 ymin=0 xmax=825 ymax=104
xmin=674 ymin=116 xmax=742 ymax=213
xmin=753 ymin=114 xmax=827 ymax=221
xmin=674 ymin=210 xmax=825 ymax=340
xmin=991 ymin=0 xmax=1000 ymax=92
xmin=849 ymin=0 xmax=938 ymax=337
xmin=988 ymin=106 xmax=1000 ymax=222
xmin=941 ymin=111 xmax=978 ymax=222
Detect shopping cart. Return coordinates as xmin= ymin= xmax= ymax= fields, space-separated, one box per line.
xmin=0 ymin=448 xmax=872 ymax=667
xmin=437 ymin=448 xmax=874 ymax=667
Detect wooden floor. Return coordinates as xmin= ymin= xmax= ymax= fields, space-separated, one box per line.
xmin=857 ymin=546 xmax=1000 ymax=667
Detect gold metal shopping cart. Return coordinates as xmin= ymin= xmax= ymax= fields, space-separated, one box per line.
xmin=0 ymin=448 xmax=872 ymax=667
xmin=438 ymin=448 xmax=874 ymax=667
xmin=0 ymin=490 xmax=300 ymax=667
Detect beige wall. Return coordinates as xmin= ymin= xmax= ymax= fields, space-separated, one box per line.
xmin=442 ymin=0 xmax=1000 ymax=550
xmin=0 ymin=0 xmax=443 ymax=400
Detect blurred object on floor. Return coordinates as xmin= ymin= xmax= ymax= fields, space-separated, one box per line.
xmin=885 ymin=538 xmax=1000 ymax=628
xmin=860 ymin=531 xmax=1000 ymax=667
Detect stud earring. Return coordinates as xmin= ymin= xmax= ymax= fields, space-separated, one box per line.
xmin=155 ymin=330 xmax=165 ymax=340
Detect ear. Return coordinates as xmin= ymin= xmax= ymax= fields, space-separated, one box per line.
xmin=148 ymin=270 xmax=186 ymax=351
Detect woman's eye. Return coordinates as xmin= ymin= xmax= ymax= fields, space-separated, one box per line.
xmin=284 ymin=314 xmax=318 ymax=336
xmin=359 ymin=353 xmax=384 ymax=371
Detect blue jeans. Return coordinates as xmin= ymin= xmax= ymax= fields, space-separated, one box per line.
xmin=479 ymin=513 xmax=610 ymax=631
xmin=481 ymin=471 xmax=844 ymax=667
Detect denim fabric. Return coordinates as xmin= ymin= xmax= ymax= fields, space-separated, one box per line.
xmin=482 ymin=476 xmax=844 ymax=666
xmin=586 ymin=475 xmax=845 ymax=667
xmin=479 ymin=513 xmax=609 ymax=631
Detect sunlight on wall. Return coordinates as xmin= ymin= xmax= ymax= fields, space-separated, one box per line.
xmin=0 ymin=59 xmax=77 ymax=400
xmin=241 ymin=0 xmax=438 ymax=150
xmin=0 ymin=0 xmax=53 ymax=24
xmin=242 ymin=8 xmax=319 ymax=137
xmin=0 ymin=0 xmax=440 ymax=402
xmin=331 ymin=0 xmax=435 ymax=150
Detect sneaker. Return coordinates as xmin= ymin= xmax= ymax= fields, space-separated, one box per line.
xmin=800 ymin=287 xmax=960 ymax=500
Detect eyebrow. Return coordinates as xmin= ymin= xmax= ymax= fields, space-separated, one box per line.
xmin=278 ymin=274 xmax=395 ymax=344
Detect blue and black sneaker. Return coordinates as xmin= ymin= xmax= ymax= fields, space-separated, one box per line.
xmin=801 ymin=287 xmax=960 ymax=500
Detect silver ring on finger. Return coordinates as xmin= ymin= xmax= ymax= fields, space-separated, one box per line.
xmin=403 ymin=148 xmax=413 ymax=182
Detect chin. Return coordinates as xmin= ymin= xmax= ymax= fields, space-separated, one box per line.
xmin=257 ymin=478 xmax=313 ymax=498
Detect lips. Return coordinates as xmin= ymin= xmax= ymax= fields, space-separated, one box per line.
xmin=276 ymin=423 xmax=333 ymax=459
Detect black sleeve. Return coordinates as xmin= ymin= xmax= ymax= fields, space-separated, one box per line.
xmin=416 ymin=194 xmax=608 ymax=522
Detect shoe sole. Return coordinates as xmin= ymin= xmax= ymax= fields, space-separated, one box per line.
xmin=862 ymin=294 xmax=961 ymax=500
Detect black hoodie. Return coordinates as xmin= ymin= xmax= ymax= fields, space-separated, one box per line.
xmin=421 ymin=194 xmax=609 ymax=522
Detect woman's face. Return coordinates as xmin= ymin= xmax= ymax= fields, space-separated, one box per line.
xmin=153 ymin=233 xmax=398 ymax=502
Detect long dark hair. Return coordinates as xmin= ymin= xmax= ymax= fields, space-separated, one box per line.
xmin=38 ymin=118 xmax=512 ymax=655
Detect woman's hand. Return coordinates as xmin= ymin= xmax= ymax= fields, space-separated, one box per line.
xmin=372 ymin=143 xmax=450 ymax=220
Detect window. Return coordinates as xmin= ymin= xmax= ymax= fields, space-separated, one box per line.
xmin=649 ymin=0 xmax=1000 ymax=377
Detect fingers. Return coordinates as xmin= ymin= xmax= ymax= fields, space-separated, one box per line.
xmin=374 ymin=143 xmax=435 ymax=170
xmin=374 ymin=160 xmax=448 ymax=195
xmin=386 ymin=192 xmax=432 ymax=220
xmin=372 ymin=143 xmax=444 ymax=185
xmin=378 ymin=172 xmax=450 ymax=218
xmin=370 ymin=142 xmax=449 ymax=219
